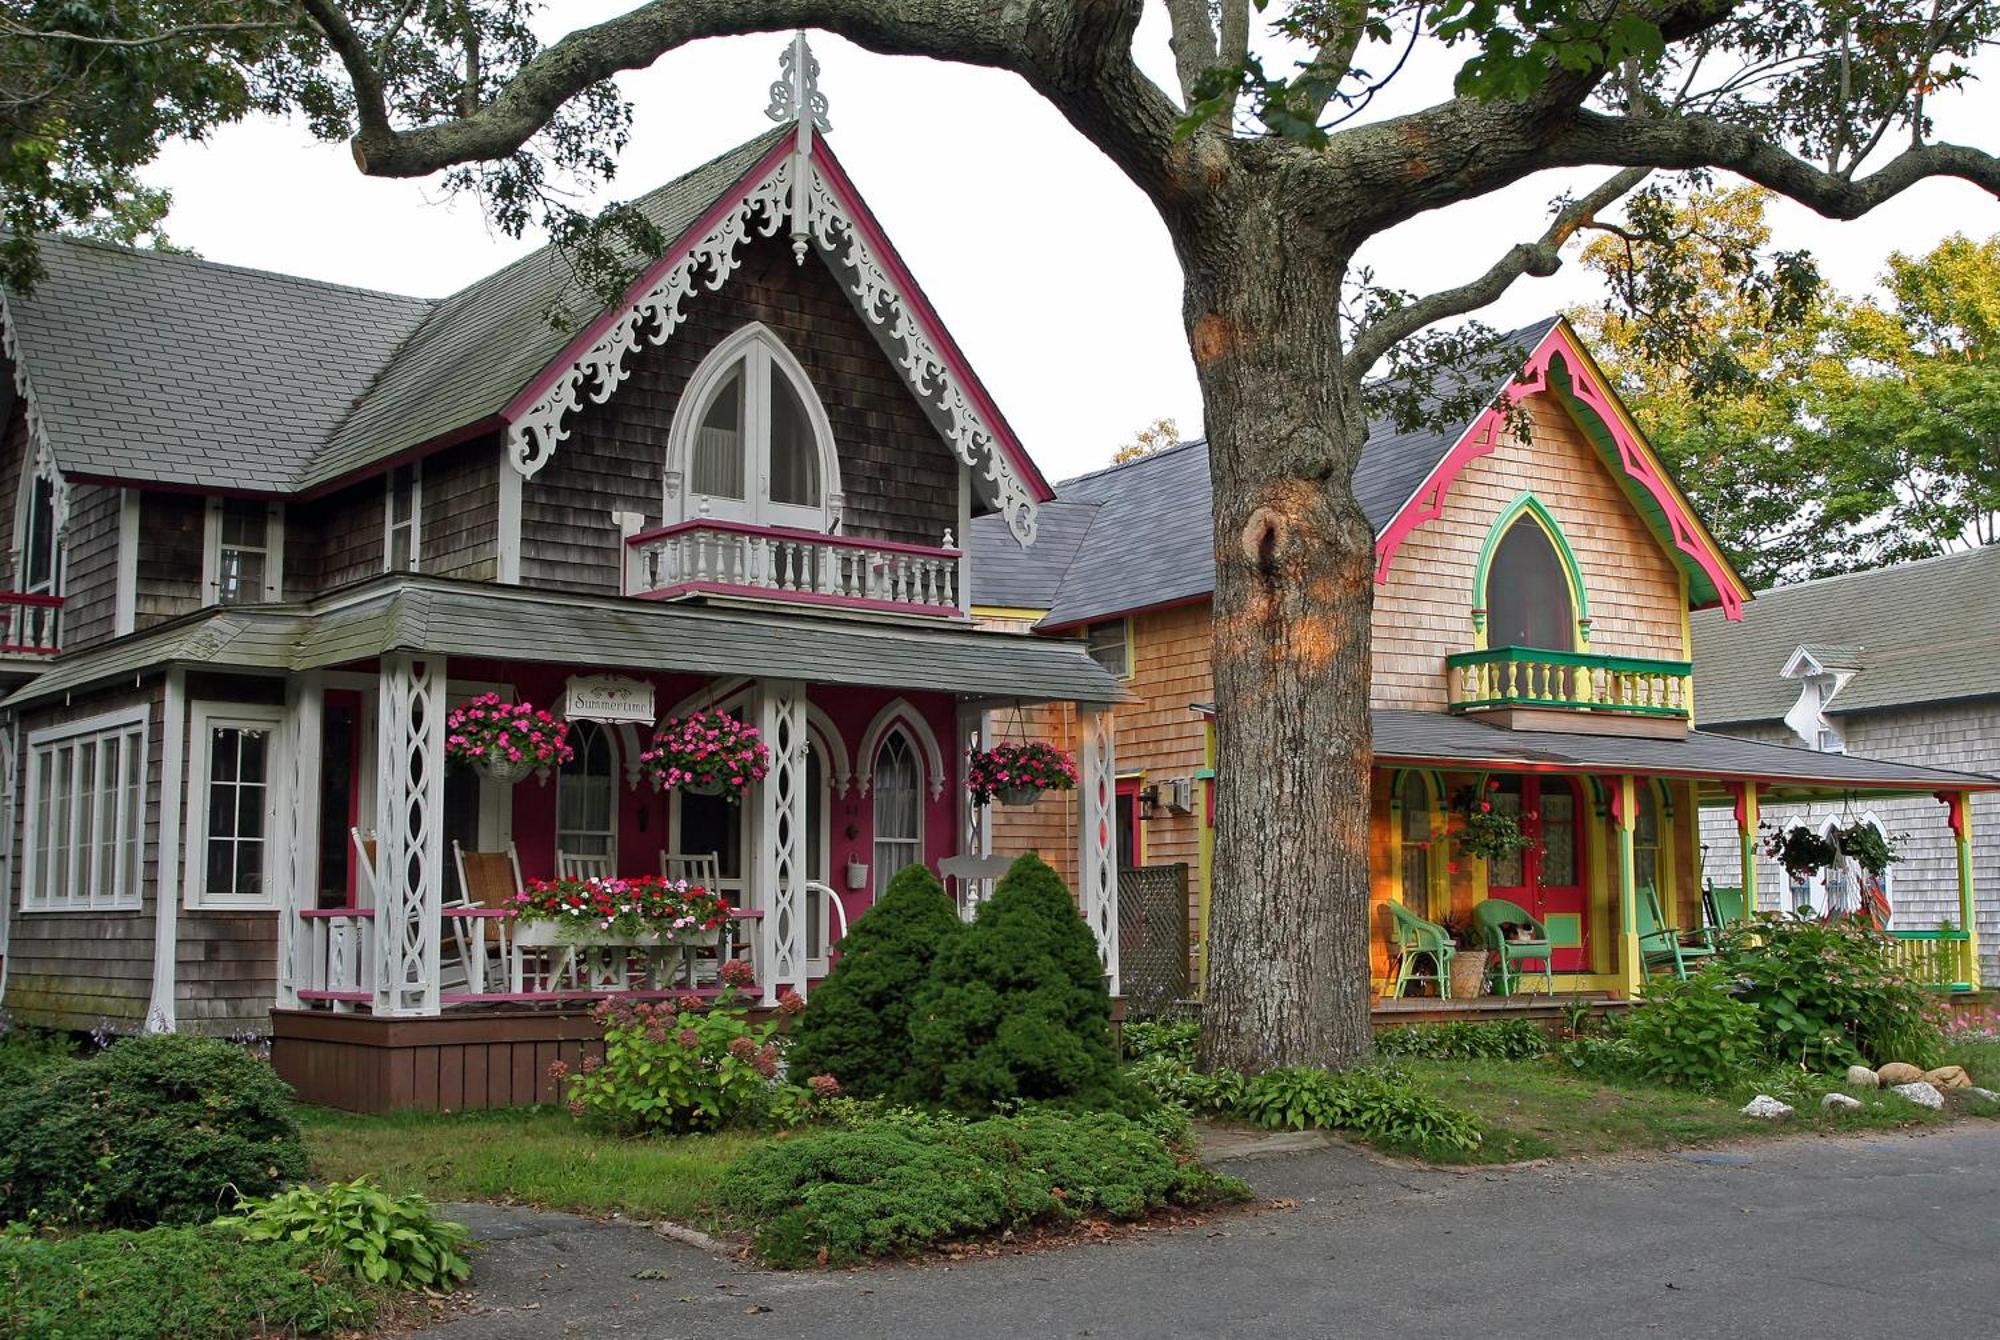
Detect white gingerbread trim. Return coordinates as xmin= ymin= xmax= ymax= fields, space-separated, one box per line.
xmin=856 ymin=697 xmax=947 ymax=802
xmin=502 ymin=138 xmax=1039 ymax=545
xmin=1 ymin=298 xmax=71 ymax=538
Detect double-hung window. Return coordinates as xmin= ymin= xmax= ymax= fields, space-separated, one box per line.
xmin=1083 ymin=619 xmax=1131 ymax=678
xmin=204 ymin=499 xmax=283 ymax=605
xmin=185 ymin=702 xmax=285 ymax=909
xmin=385 ymin=463 xmax=421 ymax=571
xmin=22 ymin=706 xmax=148 ymax=912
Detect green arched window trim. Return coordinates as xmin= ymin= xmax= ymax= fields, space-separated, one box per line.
xmin=1471 ymin=491 xmax=1592 ymax=646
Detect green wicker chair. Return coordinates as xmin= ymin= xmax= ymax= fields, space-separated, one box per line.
xmin=1387 ymin=901 xmax=1455 ymax=999
xmin=1473 ymin=898 xmax=1555 ymax=995
xmin=1637 ymin=883 xmax=1719 ymax=979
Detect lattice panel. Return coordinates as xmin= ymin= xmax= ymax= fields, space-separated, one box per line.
xmin=275 ymin=677 xmax=323 ymax=1009
xmin=759 ymin=681 xmax=808 ymax=1002
xmin=1118 ymin=864 xmax=1191 ymax=1016
xmin=1078 ymin=708 xmax=1120 ymax=994
xmin=375 ymin=655 xmax=445 ymax=1015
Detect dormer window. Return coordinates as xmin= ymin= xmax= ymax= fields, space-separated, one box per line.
xmin=668 ymin=323 xmax=841 ymax=531
xmin=18 ymin=473 xmax=60 ymax=598
xmin=1486 ymin=514 xmax=1575 ymax=652
xmin=203 ymin=498 xmax=283 ymax=607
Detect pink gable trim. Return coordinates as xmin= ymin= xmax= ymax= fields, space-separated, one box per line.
xmin=498 ymin=134 xmax=1054 ymax=506
xmin=1371 ymin=323 xmax=1747 ymax=621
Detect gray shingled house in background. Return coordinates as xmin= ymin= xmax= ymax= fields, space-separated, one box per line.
xmin=1693 ymin=545 xmax=2000 ymax=978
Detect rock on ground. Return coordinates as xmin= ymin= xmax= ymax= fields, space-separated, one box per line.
xmin=1877 ymin=1062 xmax=1925 ymax=1086
xmin=1844 ymin=1065 xmax=1879 ymax=1089
xmin=1890 ymin=1082 xmax=1944 ymax=1110
xmin=1741 ymin=1095 xmax=1795 ymax=1120
xmin=1820 ymin=1092 xmax=1864 ymax=1112
xmin=1921 ymin=1065 xmax=1971 ymax=1090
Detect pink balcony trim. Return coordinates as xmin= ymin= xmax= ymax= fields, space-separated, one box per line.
xmin=297 ymin=906 xmax=376 ymax=919
xmin=640 ymin=580 xmax=962 ymax=619
xmin=297 ymin=989 xmax=372 ymax=1002
xmin=0 ymin=592 xmax=63 ymax=608
xmin=438 ymin=987 xmax=731 ymax=1006
xmin=625 ymin=518 xmax=960 ymax=560
xmin=0 ymin=644 xmax=58 ymax=657
xmin=445 ymin=907 xmax=514 ymax=918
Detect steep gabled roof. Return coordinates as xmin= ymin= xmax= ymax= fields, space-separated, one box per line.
xmin=0 ymin=238 xmax=430 ymax=490
xmin=1693 ymin=544 xmax=2000 ymax=727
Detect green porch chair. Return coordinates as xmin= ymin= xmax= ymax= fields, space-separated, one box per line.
xmin=1473 ymin=898 xmax=1555 ymax=996
xmin=1637 ymin=884 xmax=1718 ymax=980
xmin=1702 ymin=881 xmax=1750 ymax=938
xmin=1387 ymin=901 xmax=1456 ymax=999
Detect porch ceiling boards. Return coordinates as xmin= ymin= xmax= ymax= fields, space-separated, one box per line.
xmin=1372 ymin=708 xmax=2000 ymax=800
xmin=0 ymin=575 xmax=1135 ymax=708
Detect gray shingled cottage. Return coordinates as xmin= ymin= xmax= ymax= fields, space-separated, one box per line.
xmin=1694 ymin=545 xmax=2000 ymax=983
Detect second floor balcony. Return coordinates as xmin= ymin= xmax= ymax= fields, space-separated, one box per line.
xmin=0 ymin=592 xmax=62 ymax=665
xmin=624 ymin=520 xmax=963 ymax=619
xmin=1446 ymin=645 xmax=1693 ymax=733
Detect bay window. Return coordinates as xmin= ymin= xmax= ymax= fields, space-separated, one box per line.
xmin=22 ymin=706 xmax=148 ymax=912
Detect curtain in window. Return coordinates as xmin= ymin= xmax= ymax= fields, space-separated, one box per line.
xmin=691 ymin=366 xmax=747 ymax=500
xmin=557 ymin=721 xmax=617 ymax=861
xmin=767 ymin=370 xmax=821 ymax=507
xmin=1632 ymin=783 xmax=1660 ymax=895
xmin=1487 ymin=518 xmax=1575 ymax=652
xmin=1398 ymin=772 xmax=1432 ymax=921
xmin=872 ymin=733 xmax=922 ymax=883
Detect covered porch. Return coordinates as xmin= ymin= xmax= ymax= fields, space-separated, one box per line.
xmin=1370 ymin=709 xmax=1996 ymax=1003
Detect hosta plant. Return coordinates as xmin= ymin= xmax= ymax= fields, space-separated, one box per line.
xmin=219 ymin=1177 xmax=471 ymax=1291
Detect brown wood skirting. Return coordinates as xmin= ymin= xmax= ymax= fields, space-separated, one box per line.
xmin=271 ymin=1008 xmax=613 ymax=1114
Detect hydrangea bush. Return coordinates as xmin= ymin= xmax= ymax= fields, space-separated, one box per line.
xmin=511 ymin=875 xmax=731 ymax=940
xmin=640 ymin=710 xmax=770 ymax=799
xmin=443 ymin=693 xmax=573 ymax=779
xmin=965 ymin=741 xmax=1078 ymax=805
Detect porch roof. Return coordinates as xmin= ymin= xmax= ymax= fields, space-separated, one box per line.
xmin=1 ymin=576 xmax=1135 ymax=708
xmin=1370 ymin=708 xmax=2000 ymax=799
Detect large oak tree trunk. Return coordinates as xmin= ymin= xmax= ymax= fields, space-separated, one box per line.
xmin=1181 ymin=177 xmax=1376 ymax=1073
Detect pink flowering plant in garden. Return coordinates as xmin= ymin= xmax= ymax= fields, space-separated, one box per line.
xmin=444 ymin=693 xmax=573 ymax=778
xmin=639 ymin=710 xmax=770 ymax=800
xmin=551 ymin=960 xmax=833 ymax=1132
xmin=965 ymin=740 xmax=1079 ymax=805
xmin=510 ymin=875 xmax=731 ymax=940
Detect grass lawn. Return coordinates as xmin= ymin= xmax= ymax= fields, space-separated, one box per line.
xmin=1395 ymin=1039 xmax=1999 ymax=1165
xmin=298 ymin=1106 xmax=766 ymax=1227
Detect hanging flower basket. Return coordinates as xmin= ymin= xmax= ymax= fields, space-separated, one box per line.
xmin=509 ymin=875 xmax=733 ymax=944
xmin=1763 ymin=824 xmax=1839 ymax=878
xmin=967 ymin=741 xmax=1079 ymax=806
xmin=1447 ymin=781 xmax=1534 ymax=863
xmin=1835 ymin=822 xmax=1901 ymax=878
xmin=638 ymin=711 xmax=770 ymax=802
xmin=445 ymin=693 xmax=573 ymax=784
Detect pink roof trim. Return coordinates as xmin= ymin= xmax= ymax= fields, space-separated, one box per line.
xmin=1372 ymin=321 xmax=1747 ymax=621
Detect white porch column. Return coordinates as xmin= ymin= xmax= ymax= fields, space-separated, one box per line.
xmin=374 ymin=654 xmax=446 ymax=1016
xmin=955 ymin=703 xmax=989 ymax=860
xmin=275 ymin=673 xmax=324 ymax=1010
xmin=1078 ymin=705 xmax=1119 ymax=995
xmin=754 ymin=678 xmax=809 ymax=1004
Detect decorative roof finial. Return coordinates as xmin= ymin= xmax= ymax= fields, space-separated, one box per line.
xmin=766 ymin=31 xmax=831 ymax=134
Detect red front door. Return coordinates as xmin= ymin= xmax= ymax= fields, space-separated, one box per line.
xmin=1485 ymin=777 xmax=1589 ymax=973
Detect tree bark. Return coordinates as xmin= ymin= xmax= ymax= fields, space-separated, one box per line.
xmin=1180 ymin=164 xmax=1377 ymax=1072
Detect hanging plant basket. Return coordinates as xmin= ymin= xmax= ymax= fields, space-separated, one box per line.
xmin=1763 ymin=824 xmax=1839 ymax=878
xmin=638 ymin=710 xmax=771 ymax=802
xmin=1835 ymin=822 xmax=1901 ymax=878
xmin=1447 ymin=782 xmax=1534 ymax=863
xmin=445 ymin=693 xmax=574 ymax=784
xmin=966 ymin=741 xmax=1079 ymax=807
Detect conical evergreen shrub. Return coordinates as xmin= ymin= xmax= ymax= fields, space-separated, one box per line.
xmin=787 ymin=862 xmax=963 ymax=1099
xmin=907 ymin=852 xmax=1127 ymax=1113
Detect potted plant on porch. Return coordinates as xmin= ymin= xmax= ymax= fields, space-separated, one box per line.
xmin=445 ymin=693 xmax=574 ymax=783
xmin=508 ymin=875 xmax=734 ymax=948
xmin=1442 ymin=911 xmax=1492 ymax=998
xmin=965 ymin=740 xmax=1079 ymax=807
xmin=639 ymin=711 xmax=771 ymax=800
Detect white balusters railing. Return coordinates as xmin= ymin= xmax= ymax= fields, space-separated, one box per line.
xmin=0 ymin=593 xmax=62 ymax=657
xmin=298 ymin=908 xmax=377 ymax=1007
xmin=625 ymin=521 xmax=962 ymax=616
xmin=1446 ymin=647 xmax=1694 ymax=720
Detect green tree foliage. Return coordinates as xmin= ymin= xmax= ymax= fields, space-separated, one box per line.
xmin=907 ymin=853 xmax=1127 ymax=1113
xmin=1573 ymin=187 xmax=2000 ymax=584
xmin=785 ymin=862 xmax=963 ymax=1101
xmin=0 ymin=1033 xmax=308 ymax=1227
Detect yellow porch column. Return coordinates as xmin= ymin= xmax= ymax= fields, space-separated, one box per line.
xmin=1737 ymin=782 xmax=1760 ymax=916
xmin=1617 ymin=774 xmax=1642 ymax=998
xmin=1950 ymin=791 xmax=1982 ymax=991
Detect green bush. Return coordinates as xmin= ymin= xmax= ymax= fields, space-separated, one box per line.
xmin=219 ymin=1177 xmax=471 ymax=1290
xmin=1717 ymin=917 xmax=1945 ymax=1068
xmin=1375 ymin=1019 xmax=1551 ymax=1061
xmin=0 ymin=1223 xmax=378 ymax=1340
xmin=787 ymin=863 xmax=963 ymax=1100
xmin=1555 ymin=1032 xmax=1648 ymax=1083
xmin=1122 ymin=1018 xmax=1201 ymax=1063
xmin=0 ymin=1023 xmax=74 ymax=1086
xmin=907 ymin=854 xmax=1131 ymax=1113
xmin=554 ymin=965 xmax=792 ymax=1133
xmin=0 ymin=1033 xmax=307 ymax=1227
xmin=718 ymin=1110 xmax=1247 ymax=1267
xmin=1236 ymin=1066 xmax=1484 ymax=1160
xmin=1623 ymin=973 xmax=1766 ymax=1087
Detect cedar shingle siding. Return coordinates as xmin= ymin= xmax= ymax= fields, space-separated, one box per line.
xmin=522 ymin=232 xmax=961 ymax=593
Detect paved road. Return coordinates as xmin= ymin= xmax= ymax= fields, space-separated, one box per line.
xmin=424 ymin=1125 xmax=2000 ymax=1339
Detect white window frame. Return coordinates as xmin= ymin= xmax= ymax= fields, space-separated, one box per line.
xmin=384 ymin=462 xmax=422 ymax=572
xmin=21 ymin=704 xmax=149 ymax=913
xmin=871 ymin=728 xmax=925 ymax=885
xmin=556 ymin=719 xmax=621 ymax=870
xmin=183 ymin=701 xmax=286 ymax=910
xmin=1083 ymin=618 xmax=1132 ymax=679
xmin=664 ymin=322 xmax=843 ymax=531
xmin=201 ymin=498 xmax=284 ymax=606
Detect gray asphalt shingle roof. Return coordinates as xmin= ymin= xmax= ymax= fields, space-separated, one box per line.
xmin=1372 ymin=708 xmax=2000 ymax=794
xmin=971 ymin=320 xmax=1561 ymax=628
xmin=2 ymin=575 xmax=1134 ymax=709
xmin=1692 ymin=545 xmax=2000 ymax=727
xmin=2 ymin=129 xmax=788 ymax=493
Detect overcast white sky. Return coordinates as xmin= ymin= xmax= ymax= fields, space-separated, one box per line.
xmin=144 ymin=8 xmax=2000 ymax=482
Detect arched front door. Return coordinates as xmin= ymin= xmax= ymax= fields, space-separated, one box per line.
xmin=1484 ymin=776 xmax=1589 ymax=973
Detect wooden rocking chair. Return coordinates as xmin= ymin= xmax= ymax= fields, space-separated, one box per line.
xmin=449 ymin=841 xmax=524 ymax=995
xmin=1637 ymin=884 xmax=1719 ymax=980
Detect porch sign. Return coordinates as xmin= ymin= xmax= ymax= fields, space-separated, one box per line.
xmin=562 ymin=674 xmax=655 ymax=724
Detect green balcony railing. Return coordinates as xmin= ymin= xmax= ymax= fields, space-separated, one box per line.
xmin=1445 ymin=646 xmax=1694 ymax=719
xmin=1890 ymin=928 xmax=1977 ymax=993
